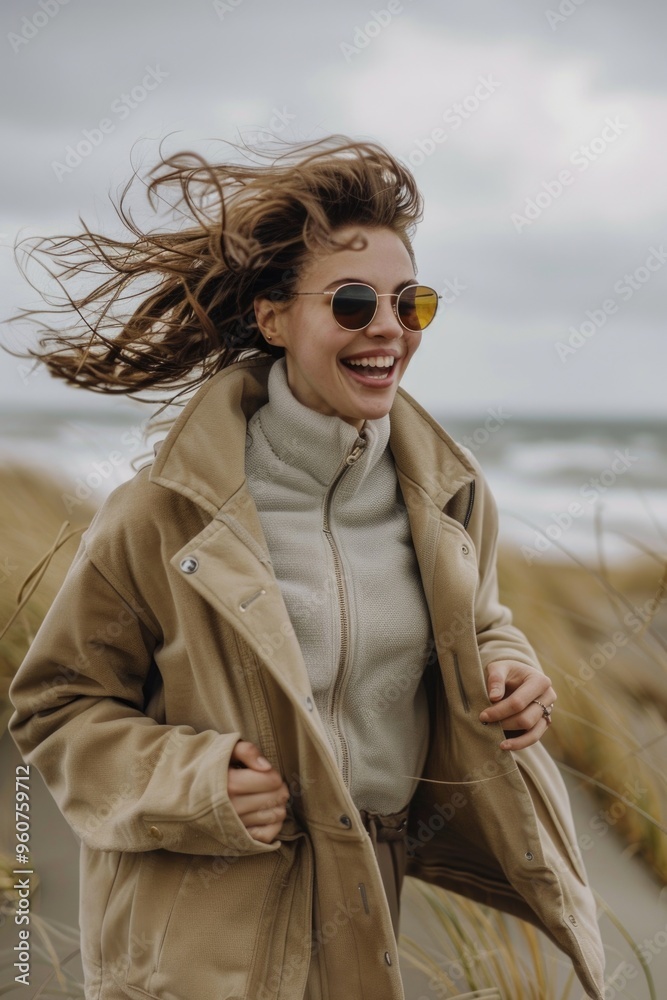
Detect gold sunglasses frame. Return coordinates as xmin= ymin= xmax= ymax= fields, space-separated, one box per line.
xmin=291 ymin=282 xmax=442 ymax=332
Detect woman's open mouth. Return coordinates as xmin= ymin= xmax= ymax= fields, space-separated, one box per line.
xmin=339 ymin=355 xmax=397 ymax=386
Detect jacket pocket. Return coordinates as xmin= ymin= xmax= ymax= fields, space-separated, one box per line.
xmin=102 ymin=849 xmax=193 ymax=992
xmin=111 ymin=829 xmax=313 ymax=1000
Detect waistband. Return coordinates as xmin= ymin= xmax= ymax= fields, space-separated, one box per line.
xmin=358 ymin=804 xmax=410 ymax=852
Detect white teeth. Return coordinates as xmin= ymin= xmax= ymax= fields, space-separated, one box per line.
xmin=344 ymin=356 xmax=395 ymax=368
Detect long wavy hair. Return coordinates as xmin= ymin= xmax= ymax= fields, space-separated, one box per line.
xmin=6 ymin=134 xmax=423 ymax=408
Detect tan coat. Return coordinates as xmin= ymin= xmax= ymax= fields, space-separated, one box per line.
xmin=8 ymin=356 xmax=606 ymax=999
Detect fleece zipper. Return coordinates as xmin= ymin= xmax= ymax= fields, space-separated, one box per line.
xmin=321 ymin=435 xmax=367 ymax=789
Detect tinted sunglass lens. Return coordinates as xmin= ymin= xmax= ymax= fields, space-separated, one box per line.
xmin=331 ymin=284 xmax=377 ymax=330
xmin=398 ymin=285 xmax=439 ymax=330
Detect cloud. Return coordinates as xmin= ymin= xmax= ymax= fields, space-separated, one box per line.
xmin=0 ymin=0 xmax=664 ymax=413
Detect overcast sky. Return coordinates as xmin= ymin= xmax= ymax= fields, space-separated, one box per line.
xmin=1 ymin=0 xmax=665 ymax=418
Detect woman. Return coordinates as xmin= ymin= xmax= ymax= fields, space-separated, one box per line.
xmin=7 ymin=135 xmax=606 ymax=999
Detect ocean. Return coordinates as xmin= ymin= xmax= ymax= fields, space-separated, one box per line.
xmin=1 ymin=406 xmax=665 ymax=565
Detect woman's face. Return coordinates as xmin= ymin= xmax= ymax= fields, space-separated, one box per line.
xmin=254 ymin=225 xmax=422 ymax=431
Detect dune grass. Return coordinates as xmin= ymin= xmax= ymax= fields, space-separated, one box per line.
xmin=0 ymin=465 xmax=96 ymax=733
xmin=496 ymin=538 xmax=667 ymax=883
xmin=0 ymin=851 xmax=84 ymax=998
xmin=399 ymin=879 xmax=579 ymax=999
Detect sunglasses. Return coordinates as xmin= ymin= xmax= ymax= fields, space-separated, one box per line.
xmin=292 ymin=282 xmax=442 ymax=332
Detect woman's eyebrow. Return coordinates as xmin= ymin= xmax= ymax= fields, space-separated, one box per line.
xmin=321 ymin=277 xmax=417 ymax=290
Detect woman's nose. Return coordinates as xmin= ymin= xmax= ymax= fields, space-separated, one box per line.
xmin=365 ymin=295 xmax=404 ymax=337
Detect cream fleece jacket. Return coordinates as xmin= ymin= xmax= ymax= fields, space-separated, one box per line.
xmin=244 ymin=357 xmax=432 ymax=814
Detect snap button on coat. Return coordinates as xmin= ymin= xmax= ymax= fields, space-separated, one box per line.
xmin=179 ymin=556 xmax=198 ymax=573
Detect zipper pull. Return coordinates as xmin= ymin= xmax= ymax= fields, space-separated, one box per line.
xmin=345 ymin=439 xmax=367 ymax=465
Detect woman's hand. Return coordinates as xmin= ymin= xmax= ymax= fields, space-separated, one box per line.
xmin=479 ymin=659 xmax=557 ymax=750
xmin=228 ymin=740 xmax=292 ymax=843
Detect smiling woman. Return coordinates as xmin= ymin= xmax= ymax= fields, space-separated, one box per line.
xmin=252 ymin=227 xmax=438 ymax=428
xmin=6 ymin=134 xmax=605 ymax=1000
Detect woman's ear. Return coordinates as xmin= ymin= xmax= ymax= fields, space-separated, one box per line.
xmin=253 ymin=295 xmax=286 ymax=348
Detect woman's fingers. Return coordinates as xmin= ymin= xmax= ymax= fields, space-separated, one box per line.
xmin=500 ymin=715 xmax=552 ymax=751
xmin=230 ymin=738 xmax=273 ymax=771
xmin=479 ymin=661 xmax=557 ymax=749
xmin=227 ymin=742 xmax=291 ymax=838
xmin=245 ymin=820 xmax=285 ymax=843
xmin=230 ymin=787 xmax=289 ymax=826
xmin=239 ymin=791 xmax=291 ymax=827
xmin=490 ymin=693 xmax=557 ymax=732
xmin=480 ymin=672 xmax=557 ymax=726
xmin=502 ymin=679 xmax=556 ymax=720
xmin=228 ymin=762 xmax=285 ymax=798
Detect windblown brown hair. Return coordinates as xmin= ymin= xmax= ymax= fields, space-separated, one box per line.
xmin=6 ymin=134 xmax=423 ymax=407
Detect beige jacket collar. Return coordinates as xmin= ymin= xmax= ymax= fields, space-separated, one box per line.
xmin=149 ymin=355 xmax=477 ymax=515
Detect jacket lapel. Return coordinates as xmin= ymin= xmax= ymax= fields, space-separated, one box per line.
xmin=167 ymin=497 xmax=316 ymax=699
xmin=149 ymin=359 xmax=315 ymax=700
xmin=387 ymin=386 xmax=477 ymax=623
xmin=149 ymin=357 xmax=273 ymax=517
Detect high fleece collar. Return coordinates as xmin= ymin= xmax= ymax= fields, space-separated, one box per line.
xmin=148 ymin=355 xmax=476 ymax=516
xmin=251 ymin=356 xmax=391 ymax=489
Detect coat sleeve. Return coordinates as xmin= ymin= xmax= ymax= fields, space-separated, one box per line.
xmin=459 ymin=445 xmax=545 ymax=674
xmin=7 ymin=535 xmax=282 ymax=858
